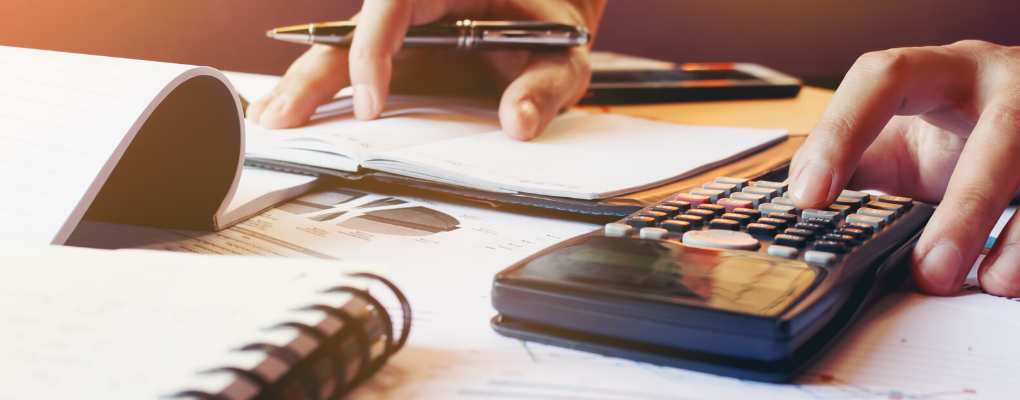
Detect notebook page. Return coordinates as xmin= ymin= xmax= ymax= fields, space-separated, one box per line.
xmin=362 ymin=113 xmax=788 ymax=199
xmin=0 ymin=46 xmax=224 ymax=245
xmin=0 ymin=243 xmax=385 ymax=399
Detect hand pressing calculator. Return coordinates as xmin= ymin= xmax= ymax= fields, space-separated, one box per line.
xmin=490 ymin=176 xmax=934 ymax=382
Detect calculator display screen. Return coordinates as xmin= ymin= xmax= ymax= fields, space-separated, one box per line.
xmin=519 ymin=237 xmax=817 ymax=317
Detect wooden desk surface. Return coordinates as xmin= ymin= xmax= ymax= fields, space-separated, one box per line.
xmin=576 ymin=86 xmax=834 ymax=136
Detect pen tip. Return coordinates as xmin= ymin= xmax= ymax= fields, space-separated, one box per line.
xmin=266 ymin=29 xmax=275 ymax=38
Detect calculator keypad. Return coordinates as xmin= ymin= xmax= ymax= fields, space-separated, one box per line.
xmin=606 ymin=176 xmax=915 ymax=266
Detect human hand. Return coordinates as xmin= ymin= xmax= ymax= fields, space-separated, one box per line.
xmin=788 ymin=40 xmax=1020 ymax=296
xmin=247 ymin=0 xmax=605 ymax=141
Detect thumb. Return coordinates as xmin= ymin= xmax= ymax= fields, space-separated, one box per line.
xmin=498 ymin=48 xmax=591 ymax=141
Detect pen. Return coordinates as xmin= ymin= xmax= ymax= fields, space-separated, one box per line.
xmin=267 ymin=20 xmax=590 ymax=51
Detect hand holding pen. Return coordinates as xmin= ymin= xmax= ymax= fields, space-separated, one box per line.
xmin=247 ymin=0 xmax=607 ymax=141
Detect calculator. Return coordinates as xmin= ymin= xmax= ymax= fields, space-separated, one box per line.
xmin=490 ymin=177 xmax=934 ymax=382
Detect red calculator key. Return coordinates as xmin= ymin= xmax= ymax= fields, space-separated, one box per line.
xmin=674 ymin=193 xmax=710 ymax=207
xmin=717 ymin=198 xmax=753 ymax=212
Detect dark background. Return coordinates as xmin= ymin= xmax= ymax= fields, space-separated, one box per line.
xmin=4 ymin=0 xmax=1018 ymax=87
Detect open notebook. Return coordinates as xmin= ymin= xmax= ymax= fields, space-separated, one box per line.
xmin=0 ymin=244 xmax=409 ymax=400
xmin=236 ymin=73 xmax=788 ymax=201
xmin=0 ymin=46 xmax=321 ymax=245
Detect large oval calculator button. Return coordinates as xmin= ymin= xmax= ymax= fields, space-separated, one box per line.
xmin=682 ymin=230 xmax=761 ymax=250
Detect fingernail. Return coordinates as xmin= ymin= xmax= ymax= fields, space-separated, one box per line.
xmin=919 ymin=244 xmax=964 ymax=293
xmin=987 ymin=245 xmax=1020 ymax=288
xmin=353 ymin=84 xmax=378 ymax=120
xmin=515 ymin=99 xmax=539 ymax=140
xmin=791 ymin=162 xmax=833 ymax=205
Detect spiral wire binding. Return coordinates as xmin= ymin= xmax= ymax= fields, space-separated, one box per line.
xmin=172 ymin=273 xmax=411 ymax=400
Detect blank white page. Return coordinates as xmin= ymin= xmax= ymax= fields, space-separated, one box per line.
xmin=362 ymin=113 xmax=788 ymax=199
xmin=0 ymin=46 xmax=226 ymax=244
xmin=0 ymin=243 xmax=384 ymax=399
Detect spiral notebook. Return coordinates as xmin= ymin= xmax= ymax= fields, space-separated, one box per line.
xmin=0 ymin=244 xmax=410 ymax=400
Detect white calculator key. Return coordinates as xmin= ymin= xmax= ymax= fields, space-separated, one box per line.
xmin=847 ymin=214 xmax=886 ymax=230
xmin=754 ymin=181 xmax=788 ymax=196
xmin=804 ymin=250 xmax=837 ymax=265
xmin=771 ymin=197 xmax=801 ymax=212
xmin=714 ymin=177 xmax=748 ymax=189
xmin=803 ymin=209 xmax=840 ymax=222
xmin=682 ymin=230 xmax=761 ymax=250
xmin=690 ymin=188 xmax=724 ymax=202
xmin=730 ymin=192 xmax=765 ymax=207
xmin=702 ymin=182 xmax=735 ymax=196
xmin=605 ymin=223 xmax=634 ymax=237
xmin=840 ymin=190 xmax=870 ymax=201
xmin=767 ymin=245 xmax=799 ymax=259
xmin=640 ymin=227 xmax=670 ymax=240
xmin=759 ymin=203 xmax=796 ymax=216
xmin=857 ymin=207 xmax=895 ymax=224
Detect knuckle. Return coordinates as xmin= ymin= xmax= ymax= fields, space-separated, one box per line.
xmin=948 ymin=187 xmax=1002 ymax=222
xmin=853 ymin=48 xmax=910 ymax=77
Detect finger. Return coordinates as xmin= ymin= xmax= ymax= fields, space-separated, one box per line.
xmin=250 ymin=45 xmax=352 ymax=129
xmin=498 ymin=48 xmax=591 ymax=141
xmin=787 ymin=46 xmax=976 ymax=209
xmin=914 ymin=97 xmax=1020 ymax=295
xmin=978 ymin=208 xmax=1020 ymax=296
xmin=347 ymin=0 xmax=448 ymax=120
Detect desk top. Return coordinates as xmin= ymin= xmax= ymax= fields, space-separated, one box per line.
xmin=576 ymin=86 xmax=834 ymax=135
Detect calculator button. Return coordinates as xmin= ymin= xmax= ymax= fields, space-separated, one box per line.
xmin=640 ymin=227 xmax=670 ymax=240
xmin=675 ymin=214 xmax=704 ymax=228
xmin=803 ymin=209 xmax=841 ymax=222
xmin=721 ymin=213 xmax=751 ymax=226
xmin=759 ymin=203 xmax=796 ymax=216
xmin=698 ymin=204 xmax=727 ymax=217
xmin=813 ymin=240 xmax=846 ymax=254
xmin=857 ymin=207 xmax=895 ymax=224
xmin=717 ymin=198 xmax=754 ymax=213
xmin=746 ymin=223 xmax=778 ymax=237
xmin=605 ymin=223 xmax=634 ymax=237
xmin=771 ymin=197 xmax=801 ymax=212
xmin=732 ymin=208 xmax=762 ymax=221
xmin=662 ymin=201 xmax=692 ymax=212
xmin=729 ymin=192 xmax=765 ymax=207
xmin=835 ymin=196 xmax=864 ymax=209
xmin=690 ymin=188 xmax=724 ymax=202
xmin=804 ymin=250 xmax=837 ymax=265
xmin=674 ymin=193 xmax=710 ymax=207
xmin=827 ymin=204 xmax=851 ymax=218
xmin=767 ymin=245 xmax=799 ymax=259
xmin=754 ymin=181 xmax=788 ymax=196
xmin=804 ymin=217 xmax=835 ymax=230
xmin=840 ymin=190 xmax=870 ymax=201
xmin=846 ymin=214 xmax=885 ymax=230
xmin=774 ymin=234 xmax=807 ymax=248
xmin=702 ymin=182 xmax=736 ymax=196
xmin=682 ymin=230 xmax=761 ymax=250
xmin=687 ymin=209 xmax=716 ymax=220
xmin=834 ymin=228 xmax=865 ymax=241
xmin=709 ymin=219 xmax=741 ymax=231
xmin=624 ymin=216 xmax=656 ymax=228
xmin=714 ymin=177 xmax=748 ymax=189
xmin=866 ymin=201 xmax=904 ymax=216
xmin=877 ymin=195 xmax=913 ymax=209
xmin=660 ymin=220 xmax=692 ymax=234
xmin=844 ymin=222 xmax=874 ymax=236
xmin=794 ymin=223 xmax=825 ymax=236
xmin=757 ymin=217 xmax=788 ymax=232
xmin=651 ymin=205 xmax=680 ymax=217
xmin=639 ymin=211 xmax=668 ymax=223
xmin=742 ymin=186 xmax=777 ymax=201
xmin=768 ymin=212 xmax=798 ymax=226
xmin=822 ymin=234 xmax=856 ymax=248
xmin=783 ymin=228 xmax=816 ymax=242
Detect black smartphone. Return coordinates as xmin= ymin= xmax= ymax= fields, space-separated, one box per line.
xmin=580 ymin=63 xmax=802 ymax=105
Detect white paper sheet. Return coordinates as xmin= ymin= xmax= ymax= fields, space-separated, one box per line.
xmin=0 ymin=243 xmax=384 ymax=399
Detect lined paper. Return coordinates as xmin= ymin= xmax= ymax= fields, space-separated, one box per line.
xmin=362 ymin=113 xmax=788 ymax=199
xmin=0 ymin=46 xmax=216 ymax=244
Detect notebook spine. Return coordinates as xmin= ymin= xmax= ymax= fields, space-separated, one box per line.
xmin=176 ymin=273 xmax=411 ymax=400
